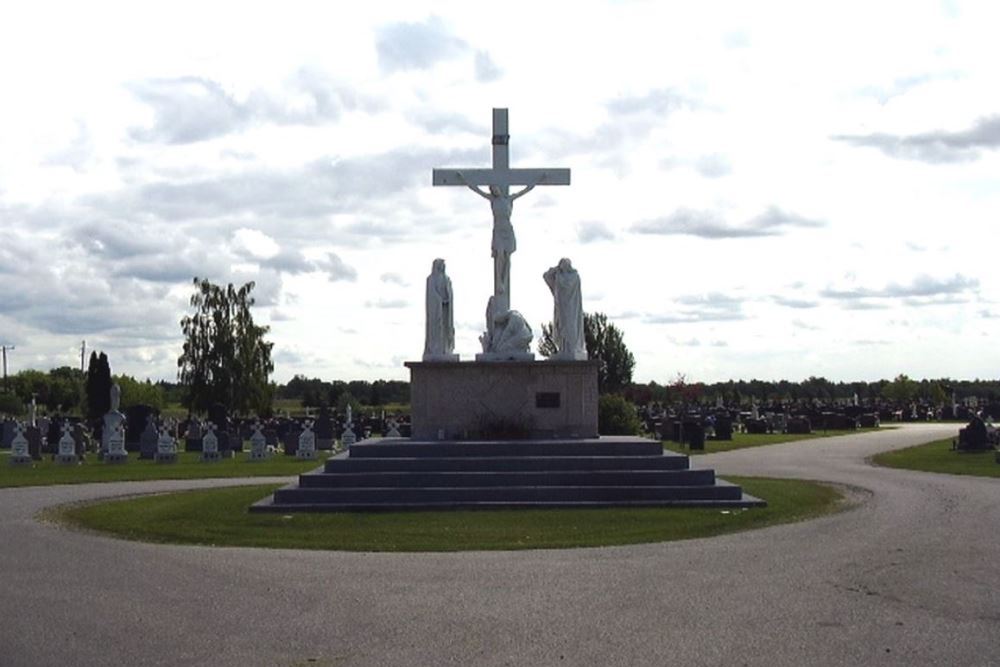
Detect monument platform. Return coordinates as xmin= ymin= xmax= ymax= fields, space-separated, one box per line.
xmin=250 ymin=436 xmax=765 ymax=512
xmin=406 ymin=360 xmax=599 ymax=440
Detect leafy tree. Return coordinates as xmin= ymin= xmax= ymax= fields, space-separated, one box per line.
xmin=114 ymin=374 xmax=166 ymax=410
xmin=177 ymin=277 xmax=274 ymax=415
xmin=539 ymin=312 xmax=635 ymax=394
xmin=881 ymin=373 xmax=918 ymax=403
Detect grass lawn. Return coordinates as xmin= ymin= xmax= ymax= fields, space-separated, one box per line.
xmin=48 ymin=476 xmax=845 ymax=552
xmin=663 ymin=427 xmax=886 ymax=455
xmin=872 ymin=437 xmax=1000 ymax=478
xmin=0 ymin=450 xmax=331 ymax=488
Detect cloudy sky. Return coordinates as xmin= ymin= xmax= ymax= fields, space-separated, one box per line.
xmin=1 ymin=1 xmax=998 ymax=385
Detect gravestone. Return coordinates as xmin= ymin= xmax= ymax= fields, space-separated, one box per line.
xmin=155 ymin=424 xmax=178 ymax=463
xmin=957 ymin=416 xmax=991 ymax=451
xmin=105 ymin=422 xmax=128 ymax=464
xmin=786 ymin=416 xmax=812 ymax=435
xmin=201 ymin=422 xmax=222 ymax=462
xmin=2 ymin=419 xmax=17 ymax=449
xmin=184 ymin=418 xmax=204 ymax=452
xmin=282 ymin=425 xmax=301 ymax=456
xmin=125 ymin=404 xmax=157 ymax=453
xmin=9 ymin=423 xmax=32 ymax=466
xmin=314 ymin=409 xmax=334 ymax=450
xmin=25 ymin=426 xmax=43 ymax=461
xmin=385 ymin=419 xmax=401 ymax=438
xmin=139 ymin=415 xmax=159 ymax=460
xmin=56 ymin=422 xmax=79 ymax=465
xmin=713 ymin=415 xmax=733 ymax=441
xmin=248 ymin=421 xmax=270 ymax=461
xmin=297 ymin=421 xmax=317 ymax=460
xmin=45 ymin=418 xmax=60 ymax=455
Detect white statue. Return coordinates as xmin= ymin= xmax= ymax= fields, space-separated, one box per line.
xmin=457 ymin=172 xmax=545 ymax=312
xmin=490 ymin=310 xmax=533 ymax=356
xmin=102 ymin=384 xmax=126 ymax=453
xmin=423 ymin=258 xmax=458 ymax=361
xmin=543 ymin=258 xmax=586 ymax=361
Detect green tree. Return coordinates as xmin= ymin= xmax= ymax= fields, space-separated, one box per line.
xmin=84 ymin=351 xmax=112 ymax=421
xmin=598 ymin=394 xmax=641 ymax=435
xmin=882 ymin=374 xmax=918 ymax=403
xmin=539 ymin=312 xmax=635 ymax=394
xmin=114 ymin=374 xmax=165 ymax=410
xmin=177 ymin=277 xmax=274 ymax=415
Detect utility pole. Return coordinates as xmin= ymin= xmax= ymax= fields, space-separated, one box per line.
xmin=1 ymin=345 xmax=13 ymax=392
xmin=80 ymin=340 xmax=86 ymax=373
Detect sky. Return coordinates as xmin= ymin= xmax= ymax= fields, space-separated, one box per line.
xmin=1 ymin=1 xmax=998 ymax=385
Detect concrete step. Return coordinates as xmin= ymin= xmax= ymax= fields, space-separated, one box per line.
xmin=346 ymin=437 xmax=664 ymax=459
xmin=272 ymin=482 xmax=744 ymax=505
xmin=299 ymin=469 xmax=715 ymax=488
xmin=324 ymin=454 xmax=690 ymax=474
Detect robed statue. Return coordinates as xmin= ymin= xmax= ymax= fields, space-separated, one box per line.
xmin=543 ymin=258 xmax=587 ymax=361
xmin=423 ymin=258 xmax=458 ymax=361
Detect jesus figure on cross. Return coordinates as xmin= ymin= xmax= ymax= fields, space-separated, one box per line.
xmin=456 ymin=172 xmax=547 ymax=306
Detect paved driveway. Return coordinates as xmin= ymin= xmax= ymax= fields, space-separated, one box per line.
xmin=2 ymin=423 xmax=997 ymax=666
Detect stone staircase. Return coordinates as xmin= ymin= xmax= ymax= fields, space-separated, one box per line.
xmin=250 ymin=436 xmax=765 ymax=512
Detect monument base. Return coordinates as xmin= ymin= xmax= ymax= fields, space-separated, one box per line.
xmin=9 ymin=455 xmax=33 ymax=467
xmin=474 ymin=351 xmax=535 ymax=362
xmin=155 ymin=452 xmax=178 ymax=464
xmin=104 ymin=452 xmax=129 ymax=465
xmin=201 ymin=451 xmax=222 ymax=463
xmin=406 ymin=360 xmax=599 ymax=440
xmin=248 ymin=451 xmax=272 ymax=462
xmin=423 ymin=353 xmax=460 ymax=362
xmin=56 ymin=453 xmax=79 ymax=465
xmin=296 ymin=450 xmax=317 ymax=460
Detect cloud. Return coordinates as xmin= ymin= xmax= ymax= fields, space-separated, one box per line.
xmin=772 ymin=296 xmax=819 ymax=309
xmin=834 ymin=115 xmax=1000 ymax=163
xmin=606 ymin=88 xmax=689 ymax=116
xmin=314 ymin=252 xmax=357 ymax=282
xmin=820 ymin=274 xmax=978 ymax=300
xmin=645 ymin=293 xmax=746 ymax=324
xmin=365 ymin=298 xmax=408 ymax=309
xmin=577 ymin=221 xmax=615 ymax=243
xmin=693 ymin=154 xmax=732 ymax=178
xmin=380 ymin=272 xmax=408 ymax=286
xmin=474 ymin=51 xmax=502 ymax=82
xmin=128 ymin=71 xmax=378 ymax=144
xmin=375 ymin=16 xmax=468 ymax=72
xmin=631 ymin=206 xmax=823 ymax=239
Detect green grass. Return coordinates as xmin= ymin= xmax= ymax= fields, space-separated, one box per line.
xmin=48 ymin=476 xmax=845 ymax=552
xmin=872 ymin=437 xmax=1000 ymax=478
xmin=663 ymin=427 xmax=887 ymax=455
xmin=0 ymin=450 xmax=331 ymax=488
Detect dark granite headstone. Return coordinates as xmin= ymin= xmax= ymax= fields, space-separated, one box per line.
xmin=745 ymin=419 xmax=769 ymax=435
xmin=714 ymin=415 xmax=733 ymax=441
xmin=139 ymin=416 xmax=159 ymax=459
xmin=2 ymin=419 xmax=16 ymax=449
xmin=858 ymin=413 xmax=880 ymax=428
xmin=314 ymin=409 xmax=334 ymax=450
xmin=786 ymin=417 xmax=812 ymax=435
xmin=686 ymin=423 xmax=705 ymax=450
xmin=25 ymin=426 xmax=43 ymax=461
xmin=957 ymin=416 xmax=990 ymax=451
xmin=283 ymin=427 xmax=301 ymax=456
xmin=124 ymin=405 xmax=157 ymax=452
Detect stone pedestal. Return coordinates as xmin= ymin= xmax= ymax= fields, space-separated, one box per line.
xmin=405 ymin=360 xmax=599 ymax=440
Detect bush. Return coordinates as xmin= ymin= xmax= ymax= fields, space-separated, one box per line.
xmin=599 ymin=394 xmax=641 ymax=435
xmin=0 ymin=391 xmax=23 ymax=416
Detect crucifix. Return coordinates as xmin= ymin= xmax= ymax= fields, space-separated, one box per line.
xmin=433 ymin=108 xmax=570 ymax=321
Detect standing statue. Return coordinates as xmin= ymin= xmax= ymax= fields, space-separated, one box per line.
xmin=543 ymin=258 xmax=587 ymax=361
xmin=423 ymin=258 xmax=458 ymax=361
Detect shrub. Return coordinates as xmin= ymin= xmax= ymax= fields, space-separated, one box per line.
xmin=599 ymin=394 xmax=641 ymax=435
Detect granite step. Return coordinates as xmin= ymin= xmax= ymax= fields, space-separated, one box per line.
xmin=323 ymin=454 xmax=690 ymax=474
xmin=346 ymin=437 xmax=664 ymax=459
xmin=298 ymin=469 xmax=715 ymax=489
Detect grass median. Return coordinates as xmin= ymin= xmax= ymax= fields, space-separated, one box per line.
xmin=872 ymin=437 xmax=1000 ymax=478
xmin=0 ymin=450 xmax=330 ymax=488
xmin=48 ymin=476 xmax=847 ymax=552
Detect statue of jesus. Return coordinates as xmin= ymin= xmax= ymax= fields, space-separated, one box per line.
xmin=456 ymin=172 xmax=546 ymax=309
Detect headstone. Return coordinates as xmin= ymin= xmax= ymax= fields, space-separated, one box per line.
xmin=385 ymin=419 xmax=401 ymax=438
xmin=201 ymin=422 xmax=221 ymax=462
xmin=2 ymin=419 xmax=17 ymax=449
xmin=105 ymin=422 xmax=128 ymax=464
xmin=297 ymin=421 xmax=317 ymax=460
xmin=102 ymin=384 xmax=126 ymax=459
xmin=25 ymin=426 xmax=43 ymax=460
xmin=9 ymin=423 xmax=32 ymax=466
xmin=314 ymin=409 xmax=334 ymax=450
xmin=125 ymin=404 xmax=157 ymax=453
xmin=139 ymin=415 xmax=159 ymax=460
xmin=282 ymin=426 xmax=300 ymax=456
xmin=185 ymin=418 xmax=204 ymax=452
xmin=248 ymin=421 xmax=270 ymax=461
xmin=341 ymin=412 xmax=356 ymax=448
xmin=155 ymin=420 xmax=178 ymax=463
xmin=56 ymin=422 xmax=79 ymax=465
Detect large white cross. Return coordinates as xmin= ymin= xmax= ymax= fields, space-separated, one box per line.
xmin=433 ymin=108 xmax=570 ymax=319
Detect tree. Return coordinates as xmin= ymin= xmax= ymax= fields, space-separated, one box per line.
xmin=178 ymin=277 xmax=274 ymax=415
xmin=881 ymin=373 xmax=918 ymax=404
xmin=85 ymin=351 xmax=112 ymax=421
xmin=539 ymin=312 xmax=635 ymax=394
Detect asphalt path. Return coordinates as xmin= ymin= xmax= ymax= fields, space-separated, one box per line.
xmin=2 ymin=423 xmax=997 ymax=666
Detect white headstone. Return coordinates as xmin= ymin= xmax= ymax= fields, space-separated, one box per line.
xmin=248 ymin=420 xmax=270 ymax=461
xmin=9 ymin=422 xmax=32 ymax=465
xmin=155 ymin=421 xmax=178 ymax=463
xmin=201 ymin=422 xmax=221 ymax=462
xmin=297 ymin=421 xmax=317 ymax=460
xmin=56 ymin=422 xmax=78 ymax=464
xmin=105 ymin=422 xmax=128 ymax=464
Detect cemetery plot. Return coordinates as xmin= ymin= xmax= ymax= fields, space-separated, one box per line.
xmin=872 ymin=436 xmax=999 ymax=478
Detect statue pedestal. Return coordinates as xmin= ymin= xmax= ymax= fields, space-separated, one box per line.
xmin=405 ymin=360 xmax=599 ymax=440
xmin=474 ymin=351 xmax=535 ymax=362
